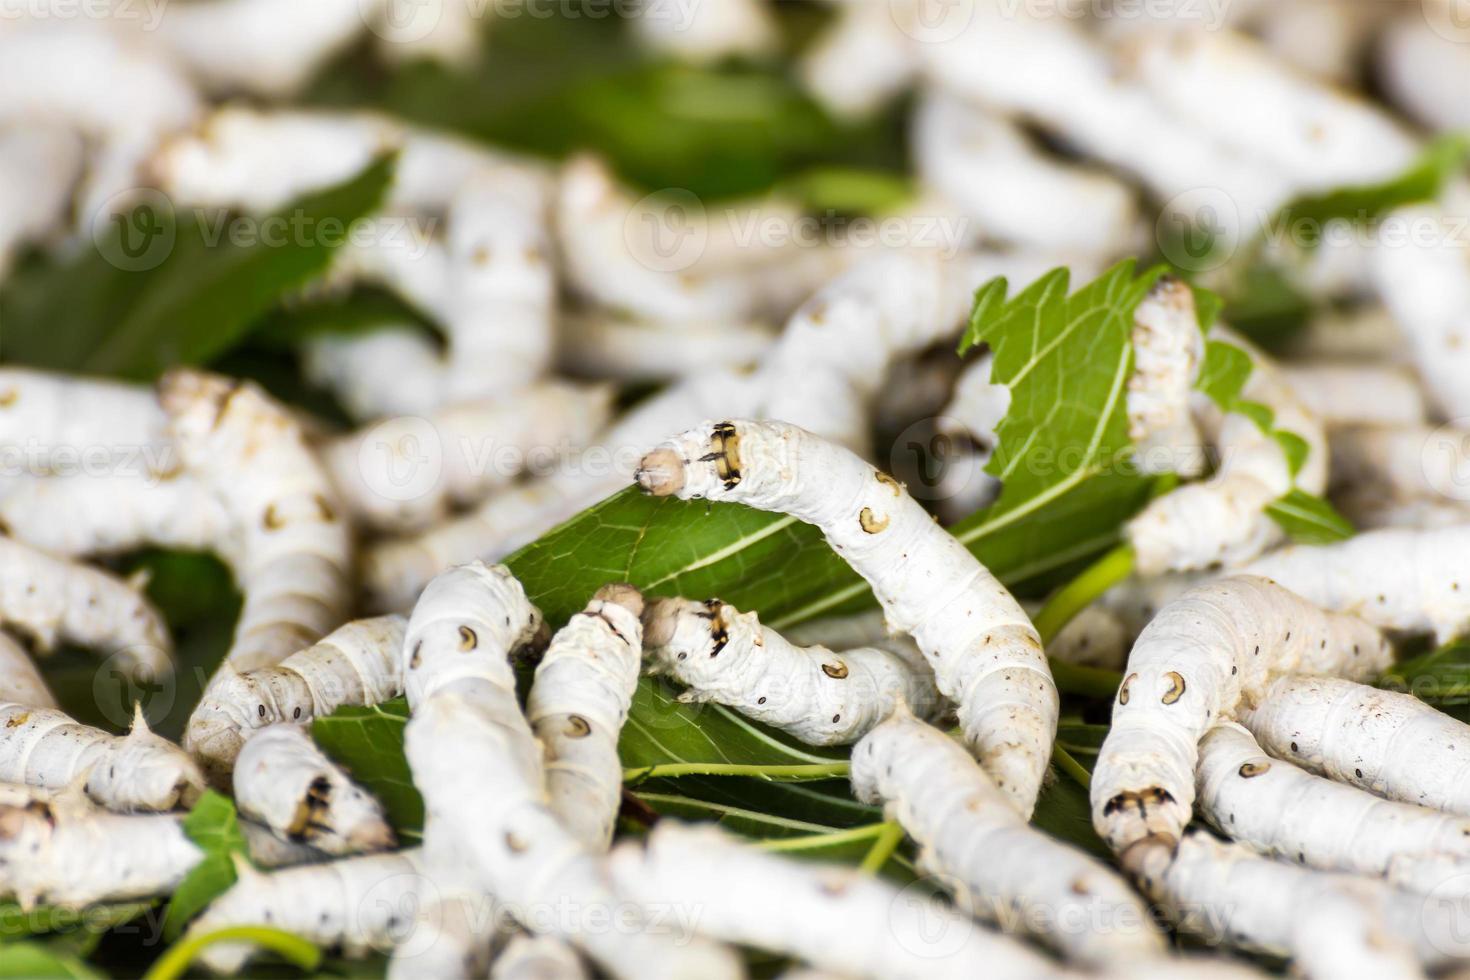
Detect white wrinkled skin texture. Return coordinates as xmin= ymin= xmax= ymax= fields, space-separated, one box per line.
xmin=643 ymin=597 xmax=943 ymax=746
xmin=161 ymin=369 xmax=352 ymax=677
xmin=0 ymin=472 xmax=232 ymax=561
xmin=639 ymin=419 xmax=1056 ymax=816
xmin=1240 ymin=675 xmax=1470 ymax=817
xmin=232 ymin=723 xmax=393 ymax=857
xmin=1127 ymin=276 xmax=1205 ymax=476
xmin=0 ymin=369 xmax=167 ymax=466
xmin=0 ymin=802 xmax=201 ymax=909
xmin=1197 ymin=722 xmax=1470 ymax=876
xmin=1128 ymin=330 xmax=1326 ymax=575
xmin=1245 ymin=524 xmax=1470 ymax=643
xmin=912 ymin=91 xmax=1139 ymax=256
xmin=1133 ymin=832 xmax=1425 ymax=979
xmin=1379 ymin=11 xmax=1470 ymax=133
xmin=402 ymin=565 xmax=739 ymax=980
xmin=325 ymin=381 xmax=614 ymax=532
xmin=850 ymin=707 xmax=1163 ymax=966
xmin=0 ymin=629 xmax=57 ymax=710
xmin=1091 ymin=576 xmax=1391 ymax=856
xmin=188 ymin=615 xmax=406 ymax=779
xmin=1373 ymin=203 xmax=1470 ymax=420
xmin=187 ymin=848 xmax=429 ymax=973
xmin=608 ymin=821 xmax=1066 ymax=980
xmin=525 ymin=590 xmax=643 ymax=851
xmin=491 ymin=933 xmax=589 ymax=980
xmin=0 ymin=537 xmax=172 ymax=679
xmin=0 ymin=704 xmax=203 ymax=813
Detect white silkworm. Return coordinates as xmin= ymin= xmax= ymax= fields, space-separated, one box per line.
xmin=1126 ymin=275 xmax=1206 ymax=477
xmin=780 ymin=608 xmax=924 ymax=666
xmin=608 ymin=820 xmax=1068 ymax=980
xmin=0 ymin=23 xmax=201 ymax=229
xmin=0 ymin=127 xmax=83 ymax=276
xmin=628 ymin=0 xmax=776 ymax=64
xmin=0 ymin=703 xmax=203 ymax=813
xmin=1378 ymin=11 xmax=1470 ymax=133
xmin=1197 ymin=721 xmax=1470 ymax=878
xmin=402 ymin=563 xmax=742 ymax=980
xmin=302 ymin=328 xmax=449 ymax=422
xmin=525 ymin=585 xmax=644 ymax=852
xmin=232 ymin=723 xmax=394 ymax=857
xmin=851 ymin=705 xmax=1163 ymax=966
xmin=912 ymin=91 xmax=1140 ymax=256
xmin=185 ymin=848 xmax=429 ymax=973
xmin=0 ymin=629 xmax=56 ymax=710
xmin=1282 ymin=305 xmax=1408 ymax=364
xmin=636 ymin=419 xmax=1057 ymax=817
xmin=1090 ymin=575 xmax=1391 ymax=863
xmin=0 ymin=800 xmax=201 ymax=909
xmin=1131 ymin=831 xmax=1426 ymax=979
xmin=0 ymin=536 xmax=172 ymax=680
xmin=491 ymin=933 xmax=588 ymax=980
xmin=917 ymin=9 xmax=1296 ymax=235
xmin=933 ymin=352 xmax=1006 ymax=523
xmin=1127 ymin=330 xmax=1326 ymax=575
xmin=556 ymin=310 xmax=775 ymax=382
xmin=642 ymin=597 xmax=944 ymax=746
xmin=160 ymin=369 xmax=352 ymax=676
xmin=0 ymin=471 xmax=232 ymax=560
xmin=323 ymin=381 xmax=615 ymax=532
xmin=1281 ymin=365 xmax=1427 ymax=428
xmin=799 ymin=0 xmax=915 ymax=118
xmin=1372 ymin=203 xmax=1470 ymax=421
xmin=187 ymin=615 xmax=406 ymax=780
xmin=1123 ymin=28 xmax=1419 ymax=191
xmin=1243 ymin=524 xmax=1470 ymax=643
xmin=0 ymin=368 xmax=168 ymax=466
xmin=1326 ymin=424 xmax=1470 ymax=530
xmin=1238 ymin=675 xmax=1470 ymax=817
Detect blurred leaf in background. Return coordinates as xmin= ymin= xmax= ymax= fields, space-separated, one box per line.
xmin=1 ymin=156 xmax=394 ymax=380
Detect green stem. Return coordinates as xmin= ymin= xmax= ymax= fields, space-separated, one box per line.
xmin=1034 ymin=543 xmax=1136 ymax=645
xmin=144 ymin=926 xmax=319 ymax=980
xmin=758 ymin=821 xmax=889 ymax=853
xmin=1052 ymin=744 xmax=1091 ymax=790
xmin=1047 ymin=660 xmax=1125 ymax=699
xmin=858 ymin=820 xmax=907 ymax=874
xmin=624 ymin=762 xmax=851 ymax=783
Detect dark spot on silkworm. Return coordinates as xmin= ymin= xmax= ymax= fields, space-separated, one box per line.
xmin=757 ymin=697 xmax=766 ymax=704
xmin=1161 ymin=671 xmax=1186 ymax=704
xmin=710 ymin=422 xmax=742 ymax=490
xmin=293 ymin=707 xmax=302 ymax=720
xmin=859 ymin=508 xmax=890 ymax=534
xmin=256 ymin=704 xmax=266 ymax=719
xmin=565 ymin=715 xmax=591 ymax=738
xmin=832 ymin=714 xmax=840 ymax=724
xmin=1118 ymin=672 xmax=1138 ymax=705
xmin=1355 ymin=768 xmax=1363 ymax=778
xmin=822 ymin=662 xmax=849 ymax=680
xmin=1290 ymin=742 xmax=1299 ymax=753
xmin=505 ymin=831 xmax=528 ymax=853
xmin=410 ymin=642 xmax=422 ymax=669
xmin=459 ymin=626 xmax=477 ymax=650
xmin=1238 ymin=761 xmax=1270 ymax=778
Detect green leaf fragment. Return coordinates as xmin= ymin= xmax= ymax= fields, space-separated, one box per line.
xmin=161 ymin=792 xmax=248 ymax=942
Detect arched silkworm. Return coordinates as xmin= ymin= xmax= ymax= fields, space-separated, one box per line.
xmin=184 ymin=848 xmax=430 ymax=973
xmin=0 ymin=536 xmax=172 ymax=680
xmin=1244 ymin=524 xmax=1470 ymax=643
xmin=1126 ymin=275 xmax=1206 ymax=477
xmin=0 ymin=702 xmax=203 ymax=813
xmin=636 ymin=419 xmax=1057 ymax=817
xmin=0 ymin=799 xmax=202 ymax=909
xmin=1238 ymin=675 xmax=1470 ymax=818
xmin=322 ymin=380 xmax=615 ymax=533
xmin=232 ymin=723 xmax=394 ymax=857
xmin=187 ymin=615 xmax=406 ymax=781
xmin=1127 ymin=329 xmax=1326 ymax=575
xmin=851 ymin=704 xmax=1164 ymax=966
xmin=525 ymin=585 xmax=644 ymax=851
xmin=160 ymin=369 xmax=352 ymax=679
xmin=1090 ymin=576 xmax=1391 ymax=864
xmin=1196 ymin=722 xmax=1470 ymax=878
xmin=401 ymin=564 xmax=742 ymax=980
xmin=608 ymin=820 xmax=1069 ymax=980
xmin=642 ymin=597 xmax=944 ymax=746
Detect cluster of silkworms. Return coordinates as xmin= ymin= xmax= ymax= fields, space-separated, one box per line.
xmin=2 ymin=2 xmax=1470 ymax=978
